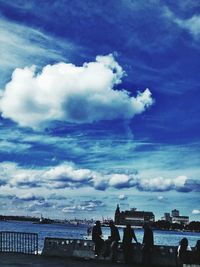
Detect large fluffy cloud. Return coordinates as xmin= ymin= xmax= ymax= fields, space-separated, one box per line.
xmin=0 ymin=54 xmax=153 ymax=129
xmin=42 ymin=164 xmax=139 ymax=190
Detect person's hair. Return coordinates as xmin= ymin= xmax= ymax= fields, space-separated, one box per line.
xmin=109 ymin=220 xmax=114 ymax=226
xmin=143 ymin=222 xmax=149 ymax=229
xmin=195 ymin=240 xmax=200 ymax=251
xmin=180 ymin=238 xmax=188 ymax=250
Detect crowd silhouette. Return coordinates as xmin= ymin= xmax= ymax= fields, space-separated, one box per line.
xmin=91 ymin=221 xmax=200 ymax=266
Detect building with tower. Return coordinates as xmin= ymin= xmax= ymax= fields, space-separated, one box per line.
xmin=115 ymin=205 xmax=155 ymax=226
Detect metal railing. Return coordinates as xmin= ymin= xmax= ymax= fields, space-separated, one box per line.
xmin=0 ymin=231 xmax=38 ymax=254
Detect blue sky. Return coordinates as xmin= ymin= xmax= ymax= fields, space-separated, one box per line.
xmin=0 ymin=0 xmax=200 ymax=221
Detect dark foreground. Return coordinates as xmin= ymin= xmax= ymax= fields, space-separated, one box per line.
xmin=0 ymin=253 xmax=143 ymax=267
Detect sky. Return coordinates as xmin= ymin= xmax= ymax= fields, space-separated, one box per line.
xmin=0 ymin=0 xmax=200 ymax=221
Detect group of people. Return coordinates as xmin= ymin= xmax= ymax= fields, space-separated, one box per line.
xmin=177 ymin=238 xmax=200 ymax=266
xmin=92 ymin=220 xmax=154 ymax=265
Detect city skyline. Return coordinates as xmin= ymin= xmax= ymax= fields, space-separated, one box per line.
xmin=0 ymin=205 xmax=192 ymax=223
xmin=0 ymin=0 xmax=200 ymax=221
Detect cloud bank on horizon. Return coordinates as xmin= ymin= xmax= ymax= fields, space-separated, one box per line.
xmin=0 ymin=54 xmax=153 ymax=129
xmin=1 ymin=161 xmax=199 ymax=193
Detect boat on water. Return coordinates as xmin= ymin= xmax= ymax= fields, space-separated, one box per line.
xmin=33 ymin=215 xmax=53 ymax=224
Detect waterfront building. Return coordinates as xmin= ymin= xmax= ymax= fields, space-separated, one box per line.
xmin=171 ymin=209 xmax=179 ymax=217
xmin=115 ymin=205 xmax=155 ymax=226
xmin=171 ymin=209 xmax=189 ymax=225
xmin=162 ymin=209 xmax=189 ymax=225
xmin=162 ymin=213 xmax=172 ymax=222
xmin=171 ymin=215 xmax=189 ymax=225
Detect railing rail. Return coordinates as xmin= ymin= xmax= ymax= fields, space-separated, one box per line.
xmin=0 ymin=231 xmax=38 ymax=254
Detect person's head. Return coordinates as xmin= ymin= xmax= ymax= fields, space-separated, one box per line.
xmin=143 ymin=222 xmax=149 ymax=230
xmin=109 ymin=220 xmax=114 ymax=228
xmin=195 ymin=240 xmax=200 ymax=251
xmin=180 ymin=238 xmax=188 ymax=250
xmin=126 ymin=223 xmax=131 ymax=229
xmin=95 ymin=220 xmax=101 ymax=226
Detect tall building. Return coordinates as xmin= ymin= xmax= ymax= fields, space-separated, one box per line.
xmin=163 ymin=213 xmax=171 ymax=222
xmin=171 ymin=209 xmax=179 ymax=217
xmin=115 ymin=204 xmax=120 ymax=224
xmin=115 ymin=205 xmax=155 ymax=226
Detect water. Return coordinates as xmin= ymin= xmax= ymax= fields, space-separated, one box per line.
xmin=0 ymin=220 xmax=199 ymax=251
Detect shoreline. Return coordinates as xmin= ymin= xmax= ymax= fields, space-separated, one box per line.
xmin=1 ymin=219 xmax=200 ymax=233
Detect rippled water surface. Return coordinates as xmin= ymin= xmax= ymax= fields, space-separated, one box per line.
xmin=0 ymin=220 xmax=199 ymax=250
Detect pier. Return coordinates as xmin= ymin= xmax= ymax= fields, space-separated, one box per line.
xmin=42 ymin=237 xmax=178 ymax=266
xmin=0 ymin=253 xmax=127 ymax=267
xmin=0 ymin=231 xmax=200 ymax=267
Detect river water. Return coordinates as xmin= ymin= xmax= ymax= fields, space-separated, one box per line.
xmin=0 ymin=220 xmax=199 ymax=251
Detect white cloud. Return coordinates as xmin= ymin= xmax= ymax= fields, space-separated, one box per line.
xmin=43 ymin=164 xmax=94 ymax=189
xmin=62 ymin=200 xmax=104 ymax=213
xmin=0 ymin=140 xmax=31 ymax=153
xmin=109 ymin=173 xmax=137 ymax=189
xmin=44 ymin=164 xmax=93 ymax=182
xmin=1 ymin=161 xmax=196 ymax=194
xmin=164 ymin=7 xmax=200 ymax=38
xmin=174 ymin=175 xmax=187 ymax=187
xmin=192 ymin=209 xmax=200 ymax=215
xmin=137 ymin=175 xmax=187 ymax=192
xmin=27 ymin=200 xmax=55 ymax=212
xmin=0 ymin=17 xmax=76 ymax=70
xmin=118 ymin=194 xmax=127 ymax=200
xmin=0 ymin=161 xmax=138 ymax=190
xmin=9 ymin=171 xmax=41 ymax=189
xmin=0 ymin=54 xmax=153 ymax=129
xmin=175 ymin=15 xmax=200 ymax=37
xmin=42 ymin=163 xmax=138 ymax=190
xmin=14 ymin=192 xmax=44 ymax=202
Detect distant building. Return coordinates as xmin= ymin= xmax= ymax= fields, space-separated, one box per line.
xmin=162 ymin=209 xmax=189 ymax=225
xmin=171 ymin=209 xmax=180 ymax=217
xmin=172 ymin=216 xmax=189 ymax=225
xmin=162 ymin=213 xmax=171 ymax=222
xmin=115 ymin=205 xmax=155 ymax=226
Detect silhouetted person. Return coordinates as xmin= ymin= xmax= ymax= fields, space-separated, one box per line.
xmin=87 ymin=226 xmax=92 ymax=236
xmin=92 ymin=221 xmax=104 ymax=256
xmin=177 ymin=237 xmax=192 ymax=266
xmin=109 ymin=220 xmax=120 ymax=262
xmin=193 ymin=240 xmax=200 ymax=264
xmin=142 ymin=223 xmax=154 ymax=267
xmin=122 ymin=223 xmax=138 ymax=264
